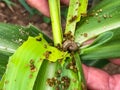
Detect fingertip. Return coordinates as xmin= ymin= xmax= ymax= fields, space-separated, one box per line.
xmin=61 ymin=0 xmax=70 ymax=5
xmin=110 ymin=58 xmax=120 ymax=65
xmin=26 ymin=0 xmax=50 ymax=17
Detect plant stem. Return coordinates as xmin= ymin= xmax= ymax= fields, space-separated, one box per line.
xmin=48 ymin=0 xmax=63 ymax=46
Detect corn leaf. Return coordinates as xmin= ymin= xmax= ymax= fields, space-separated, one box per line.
xmin=0 ymin=23 xmax=44 ymax=56
xmin=80 ymin=28 xmax=120 ymax=60
xmin=3 ymin=36 xmax=44 ymax=90
xmin=58 ymin=57 xmax=83 ymax=90
xmin=33 ymin=60 xmax=59 ymax=90
xmin=3 ymin=34 xmax=68 ymax=90
xmin=3 ymin=34 xmax=83 ymax=90
xmin=34 ymin=57 xmax=85 ymax=90
xmin=0 ymin=54 xmax=8 ymax=79
xmin=75 ymin=0 xmax=120 ymax=45
xmin=0 ymin=23 xmax=51 ymax=79
xmin=74 ymin=52 xmax=86 ymax=90
xmin=0 ymin=74 xmax=5 ymax=89
xmin=65 ymin=0 xmax=88 ymax=35
xmin=82 ymin=59 xmax=109 ymax=68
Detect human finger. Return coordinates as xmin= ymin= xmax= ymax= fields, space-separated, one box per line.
xmin=26 ymin=0 xmax=50 ymax=17
xmin=83 ymin=64 xmax=120 ymax=90
xmin=110 ymin=58 xmax=120 ymax=65
xmin=61 ymin=0 xmax=69 ymax=5
xmin=26 ymin=0 xmax=70 ymax=17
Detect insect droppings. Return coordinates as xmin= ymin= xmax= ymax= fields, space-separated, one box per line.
xmin=44 ymin=44 xmax=47 ymax=48
xmin=85 ymin=20 xmax=89 ymax=24
xmin=63 ymin=31 xmax=74 ymax=40
xmin=83 ymin=33 xmax=88 ymax=37
xmin=95 ymin=13 xmax=98 ymax=16
xmin=103 ymin=14 xmax=107 ymax=19
xmin=29 ymin=74 xmax=33 ymax=78
xmin=29 ymin=59 xmax=36 ymax=72
xmin=44 ymin=51 xmax=52 ymax=59
xmin=81 ymin=13 xmax=87 ymax=17
xmin=47 ymin=75 xmax=71 ymax=90
xmin=5 ymin=80 xmax=9 ymax=84
xmin=69 ymin=15 xmax=78 ymax=23
xmin=82 ymin=82 xmax=87 ymax=90
xmin=56 ymin=69 xmax=62 ymax=77
xmin=47 ymin=77 xmax=57 ymax=87
xmin=66 ymin=59 xmax=78 ymax=72
xmin=61 ymin=76 xmax=70 ymax=89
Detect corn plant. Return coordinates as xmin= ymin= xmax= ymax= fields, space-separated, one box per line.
xmin=0 ymin=0 xmax=120 ymax=90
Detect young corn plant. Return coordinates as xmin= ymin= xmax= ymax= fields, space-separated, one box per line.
xmin=0 ymin=0 xmax=120 ymax=90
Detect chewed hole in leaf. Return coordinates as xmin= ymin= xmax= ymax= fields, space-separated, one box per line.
xmin=36 ymin=38 xmax=42 ymax=41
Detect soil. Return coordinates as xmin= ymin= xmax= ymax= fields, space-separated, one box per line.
xmin=0 ymin=0 xmax=52 ymax=38
xmin=0 ymin=0 xmax=120 ymax=75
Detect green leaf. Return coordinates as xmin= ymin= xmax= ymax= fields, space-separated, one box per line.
xmin=74 ymin=52 xmax=86 ymax=89
xmin=65 ymin=0 xmax=88 ymax=35
xmin=3 ymin=36 xmax=44 ymax=90
xmin=0 ymin=23 xmax=41 ymax=55
xmin=0 ymin=23 xmax=51 ymax=79
xmin=82 ymin=31 xmax=113 ymax=48
xmin=33 ymin=60 xmax=60 ymax=90
xmin=3 ymin=34 xmax=68 ymax=90
xmin=82 ymin=59 xmax=109 ymax=68
xmin=59 ymin=57 xmax=82 ymax=90
xmin=80 ymin=28 xmax=120 ymax=60
xmin=0 ymin=54 xmax=9 ymax=79
xmin=75 ymin=0 xmax=120 ymax=45
xmin=61 ymin=6 xmax=68 ymax=18
xmin=34 ymin=57 xmax=85 ymax=90
xmin=0 ymin=74 xmax=5 ymax=89
xmin=3 ymin=34 xmax=83 ymax=90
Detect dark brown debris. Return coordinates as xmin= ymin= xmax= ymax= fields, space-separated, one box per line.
xmin=29 ymin=59 xmax=36 ymax=72
xmin=44 ymin=51 xmax=52 ymax=59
